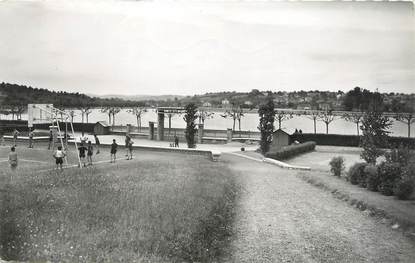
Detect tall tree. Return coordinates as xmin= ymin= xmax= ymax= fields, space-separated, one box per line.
xmin=318 ymin=110 xmax=336 ymax=134
xmin=128 ymin=107 xmax=147 ymax=132
xmin=274 ymin=110 xmax=293 ymax=130
xmin=342 ymin=112 xmax=364 ymax=136
xmin=258 ymin=98 xmax=275 ymax=154
xmin=306 ymin=111 xmax=320 ymax=134
xmin=360 ymin=105 xmax=392 ymax=164
xmin=221 ymin=105 xmax=244 ymax=131
xmin=197 ymin=109 xmax=214 ymax=125
xmin=184 ymin=103 xmax=198 ymax=148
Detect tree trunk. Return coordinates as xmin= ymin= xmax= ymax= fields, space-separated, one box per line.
xmin=108 ymin=114 xmax=111 ymax=125
xmin=313 ymin=117 xmax=317 ymax=134
xmin=356 ymin=122 xmax=360 ymax=136
xmin=233 ymin=118 xmax=236 ymax=131
xmin=136 ymin=116 xmax=140 ymax=132
xmin=238 ymin=119 xmax=241 ymax=131
xmin=81 ymin=113 xmax=84 ymax=123
xmin=168 ymin=117 xmax=171 ymax=135
xmin=86 ymin=114 xmax=89 ymax=123
xmin=112 ymin=113 xmax=115 ymax=126
xmin=278 ymin=117 xmax=282 ymax=129
xmin=326 ymin=122 xmax=329 ymax=134
xmin=408 ymin=120 xmax=411 ymax=138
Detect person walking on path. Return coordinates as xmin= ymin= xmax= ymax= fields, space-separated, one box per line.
xmin=125 ymin=134 xmax=131 ymax=157
xmin=53 ymin=146 xmax=66 ymax=170
xmin=13 ymin=129 xmax=20 ymax=146
xmin=110 ymin=139 xmax=118 ymax=163
xmin=28 ymin=129 xmax=34 ymax=148
xmin=87 ymin=141 xmax=94 ymax=166
xmin=8 ymin=146 xmax=18 ymax=171
xmin=78 ymin=142 xmax=87 ymax=167
xmin=174 ymin=135 xmax=179 ymax=148
xmin=127 ymin=140 xmax=134 ymax=160
xmin=48 ymin=130 xmax=53 ymax=150
xmin=94 ymin=133 xmax=100 ymax=154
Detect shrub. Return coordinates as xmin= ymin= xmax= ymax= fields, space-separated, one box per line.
xmin=377 ymin=162 xmax=402 ymax=196
xmin=393 ymin=162 xmax=415 ymax=200
xmin=329 ymin=156 xmax=345 ymax=177
xmin=365 ymin=165 xmax=380 ymax=191
xmin=385 ymin=146 xmax=413 ymax=166
xmin=394 ymin=178 xmax=414 ymax=200
xmin=347 ymin=162 xmax=368 ymax=186
xmin=265 ymin=141 xmax=316 ymax=160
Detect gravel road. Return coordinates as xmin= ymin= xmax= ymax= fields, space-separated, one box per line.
xmin=223 ymin=154 xmax=415 ymax=263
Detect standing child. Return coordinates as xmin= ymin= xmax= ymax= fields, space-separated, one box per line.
xmin=87 ymin=141 xmax=93 ymax=166
xmin=94 ymin=133 xmax=100 ymax=154
xmin=110 ymin=139 xmax=118 ymax=163
xmin=28 ymin=129 xmax=34 ymax=148
xmin=78 ymin=142 xmax=87 ymax=167
xmin=125 ymin=134 xmax=131 ymax=157
xmin=53 ymin=146 xmax=66 ymax=170
xmin=8 ymin=146 xmax=18 ymax=171
xmin=13 ymin=129 xmax=20 ymax=147
xmin=174 ymin=135 xmax=179 ymax=148
xmin=48 ymin=130 xmax=53 ymax=150
xmin=127 ymin=140 xmax=134 ymax=160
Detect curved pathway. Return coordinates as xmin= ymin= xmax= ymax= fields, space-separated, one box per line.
xmin=223 ymin=154 xmax=415 ymax=262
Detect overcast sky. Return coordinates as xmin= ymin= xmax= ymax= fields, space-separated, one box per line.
xmin=0 ymin=0 xmax=414 ymax=96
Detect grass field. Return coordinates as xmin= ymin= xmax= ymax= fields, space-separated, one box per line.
xmin=0 ymin=145 xmax=240 ymax=262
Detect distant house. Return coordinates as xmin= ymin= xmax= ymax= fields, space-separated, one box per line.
xmin=221 ymin=99 xmax=230 ymax=106
xmin=318 ymin=101 xmax=332 ymax=111
xmin=270 ymin=129 xmax=291 ymax=151
xmin=94 ymin=121 xmax=110 ymax=135
xmin=202 ymin=101 xmax=212 ymax=107
xmin=244 ymin=100 xmax=253 ymax=106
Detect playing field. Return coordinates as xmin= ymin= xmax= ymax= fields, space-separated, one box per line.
xmin=0 ymin=143 xmax=239 ymax=262
xmin=0 ymin=141 xmax=134 ymax=173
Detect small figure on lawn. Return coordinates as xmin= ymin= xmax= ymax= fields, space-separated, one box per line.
xmin=13 ymin=129 xmax=20 ymax=147
xmin=28 ymin=129 xmax=34 ymax=148
xmin=110 ymin=139 xmax=118 ymax=163
xmin=78 ymin=142 xmax=87 ymax=168
xmin=53 ymin=146 xmax=66 ymax=170
xmin=94 ymin=133 xmax=100 ymax=154
xmin=127 ymin=140 xmax=134 ymax=160
xmin=87 ymin=141 xmax=94 ymax=166
xmin=48 ymin=130 xmax=53 ymax=150
xmin=8 ymin=146 xmax=18 ymax=171
xmin=125 ymin=134 xmax=131 ymax=157
xmin=174 ymin=135 xmax=179 ymax=148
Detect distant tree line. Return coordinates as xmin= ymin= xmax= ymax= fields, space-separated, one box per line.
xmin=0 ymin=82 xmax=145 ymax=109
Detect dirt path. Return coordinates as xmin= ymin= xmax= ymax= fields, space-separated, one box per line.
xmin=223 ymin=154 xmax=415 ymax=263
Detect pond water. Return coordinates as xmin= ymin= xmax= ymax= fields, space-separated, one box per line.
xmin=2 ymin=108 xmax=412 ymax=137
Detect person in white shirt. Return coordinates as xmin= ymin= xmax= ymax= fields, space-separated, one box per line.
xmin=53 ymin=146 xmax=66 ymax=170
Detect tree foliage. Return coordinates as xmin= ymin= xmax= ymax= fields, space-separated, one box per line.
xmin=184 ymin=103 xmax=198 ymax=148
xmin=360 ymin=107 xmax=392 ymax=164
xmin=258 ymin=98 xmax=275 ymax=154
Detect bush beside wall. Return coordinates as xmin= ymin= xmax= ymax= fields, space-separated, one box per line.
xmin=265 ymin=141 xmax=316 ymax=160
xmin=291 ymin=133 xmax=415 ymax=149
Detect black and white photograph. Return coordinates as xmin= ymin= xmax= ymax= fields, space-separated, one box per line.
xmin=0 ymin=0 xmax=414 ymax=262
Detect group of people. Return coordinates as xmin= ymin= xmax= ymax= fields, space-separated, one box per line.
xmin=6 ymin=130 xmax=138 ymax=171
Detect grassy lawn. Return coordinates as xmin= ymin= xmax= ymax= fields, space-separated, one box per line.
xmin=0 ymin=150 xmax=240 ymax=262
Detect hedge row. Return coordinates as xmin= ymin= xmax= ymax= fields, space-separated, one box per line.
xmin=330 ymin=147 xmax=415 ymax=200
xmin=291 ymin=133 xmax=415 ymax=149
xmin=265 ymin=141 xmax=316 ymax=160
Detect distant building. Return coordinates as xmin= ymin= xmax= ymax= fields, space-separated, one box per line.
xmin=221 ymin=99 xmax=230 ymax=106
xmin=244 ymin=100 xmax=253 ymax=106
xmin=94 ymin=121 xmax=110 ymax=135
xmin=270 ymin=129 xmax=291 ymax=152
xmin=202 ymin=101 xmax=212 ymax=107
